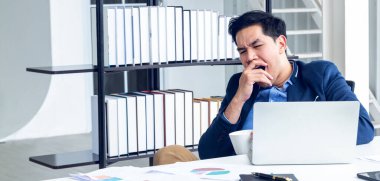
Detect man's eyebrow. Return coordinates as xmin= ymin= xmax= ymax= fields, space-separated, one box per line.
xmin=237 ymin=39 xmax=261 ymax=51
xmin=250 ymin=38 xmax=261 ymax=46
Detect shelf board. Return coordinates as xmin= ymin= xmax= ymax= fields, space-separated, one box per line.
xmin=29 ymin=150 xmax=98 ymax=169
xmin=26 ymin=64 xmax=96 ymax=74
xmin=26 ymin=60 xmax=242 ymax=74
xmin=26 ymin=56 xmax=300 ymax=75
xmin=29 ymin=146 xmax=198 ymax=169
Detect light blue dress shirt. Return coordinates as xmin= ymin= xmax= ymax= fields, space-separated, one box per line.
xmin=241 ymin=79 xmax=293 ymax=130
xmin=222 ymin=62 xmax=295 ymax=130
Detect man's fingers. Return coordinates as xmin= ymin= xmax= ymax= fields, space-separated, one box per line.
xmin=242 ymin=68 xmax=273 ymax=86
xmin=244 ymin=64 xmax=272 ymax=79
xmin=244 ymin=74 xmax=272 ymax=86
xmin=255 ymin=68 xmax=273 ymax=80
xmin=246 ymin=60 xmax=267 ymax=70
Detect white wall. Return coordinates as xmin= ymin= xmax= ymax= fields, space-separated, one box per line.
xmin=345 ymin=0 xmax=369 ymax=109
xmin=322 ymin=0 xmax=345 ymax=72
xmin=0 ymin=0 xmax=93 ymax=141
xmin=377 ymin=0 xmax=380 ymax=102
xmin=323 ymin=0 xmax=369 ymax=110
xmin=0 ymin=0 xmax=52 ymax=140
xmin=369 ymin=0 xmax=377 ymax=97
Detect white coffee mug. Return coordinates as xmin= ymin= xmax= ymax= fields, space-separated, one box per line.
xmin=229 ymin=130 xmax=252 ymax=155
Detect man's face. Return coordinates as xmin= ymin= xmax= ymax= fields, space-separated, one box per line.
xmin=235 ymin=25 xmax=287 ymax=86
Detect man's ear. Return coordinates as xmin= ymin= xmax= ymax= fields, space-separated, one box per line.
xmin=276 ymin=35 xmax=287 ymax=54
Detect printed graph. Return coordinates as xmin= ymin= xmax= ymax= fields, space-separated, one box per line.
xmin=190 ymin=168 xmax=230 ymax=175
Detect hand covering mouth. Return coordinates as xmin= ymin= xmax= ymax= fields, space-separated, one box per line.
xmin=255 ymin=66 xmax=266 ymax=70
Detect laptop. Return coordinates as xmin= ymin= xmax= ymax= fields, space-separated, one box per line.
xmin=250 ymin=101 xmax=360 ymax=165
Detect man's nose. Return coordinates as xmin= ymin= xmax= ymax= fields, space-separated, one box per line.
xmin=247 ymin=49 xmax=258 ymax=61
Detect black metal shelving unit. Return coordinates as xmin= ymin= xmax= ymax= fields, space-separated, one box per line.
xmin=27 ymin=0 xmax=278 ymax=169
xmin=26 ymin=59 xmax=233 ymax=169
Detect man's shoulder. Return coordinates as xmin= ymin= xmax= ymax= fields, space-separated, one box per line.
xmin=230 ymin=72 xmax=242 ymax=80
xmin=225 ymin=72 xmax=243 ymax=92
xmin=295 ymin=60 xmax=335 ymax=68
xmin=295 ymin=60 xmax=338 ymax=75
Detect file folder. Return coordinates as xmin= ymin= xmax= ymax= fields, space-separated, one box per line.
xmin=149 ymin=6 xmax=160 ymax=64
xmin=175 ymin=7 xmax=184 ymax=62
xmin=190 ymin=10 xmax=198 ymax=62
xmin=116 ymin=8 xmax=126 ymax=66
xmin=197 ymin=10 xmax=205 ymax=61
xmin=183 ymin=10 xmax=191 ymax=61
xmin=139 ymin=7 xmax=150 ymax=64
xmin=124 ymin=7 xmax=134 ymax=65
xmin=204 ymin=10 xmax=212 ymax=61
xmin=132 ymin=7 xmax=141 ymax=65
xmin=166 ymin=6 xmax=176 ymax=62
xmin=158 ymin=6 xmax=167 ymax=64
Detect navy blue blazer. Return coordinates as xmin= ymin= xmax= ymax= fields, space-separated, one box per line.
xmin=198 ymin=60 xmax=375 ymax=159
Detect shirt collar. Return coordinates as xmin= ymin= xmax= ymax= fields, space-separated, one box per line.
xmin=260 ymin=61 xmax=296 ymax=91
xmin=289 ymin=60 xmax=298 ymax=84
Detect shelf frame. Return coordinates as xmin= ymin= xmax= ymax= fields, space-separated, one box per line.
xmin=27 ymin=0 xmax=278 ymax=169
xmin=95 ymin=0 xmax=107 ymax=169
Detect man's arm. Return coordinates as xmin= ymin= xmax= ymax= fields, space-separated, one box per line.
xmin=323 ymin=62 xmax=375 ymax=144
xmin=198 ymin=74 xmax=241 ymax=159
xmin=198 ymin=72 xmax=260 ymax=159
xmin=224 ymin=60 xmax=272 ymax=124
xmin=198 ymin=60 xmax=273 ymax=159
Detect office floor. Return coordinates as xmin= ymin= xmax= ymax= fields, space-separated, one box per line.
xmin=0 ymin=134 xmax=151 ymax=181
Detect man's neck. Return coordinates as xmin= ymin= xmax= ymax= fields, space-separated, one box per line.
xmin=274 ymin=59 xmax=293 ymax=88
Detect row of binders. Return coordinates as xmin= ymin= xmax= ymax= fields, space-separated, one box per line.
xmin=91 ymin=89 xmax=223 ymax=157
xmin=91 ymin=6 xmax=239 ymax=67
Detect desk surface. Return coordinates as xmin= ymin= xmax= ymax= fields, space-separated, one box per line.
xmin=51 ymin=136 xmax=380 ymax=181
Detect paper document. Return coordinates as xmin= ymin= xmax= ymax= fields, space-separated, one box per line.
xmin=146 ymin=162 xmax=247 ymax=181
xmin=69 ymin=166 xmax=144 ymax=181
xmin=359 ymin=154 xmax=380 ymax=163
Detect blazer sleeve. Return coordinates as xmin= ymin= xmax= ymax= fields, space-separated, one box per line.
xmin=198 ymin=74 xmax=241 ymax=159
xmin=323 ymin=62 xmax=374 ymax=144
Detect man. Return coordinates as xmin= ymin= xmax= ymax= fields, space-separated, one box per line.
xmin=198 ymin=10 xmax=374 ymax=159
xmin=153 ymin=10 xmax=375 ymax=165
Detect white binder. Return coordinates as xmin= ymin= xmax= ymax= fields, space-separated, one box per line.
xmin=132 ymin=7 xmax=141 ymax=65
xmin=116 ymin=8 xmax=126 ymax=66
xmin=183 ymin=10 xmax=191 ymax=61
xmin=158 ymin=6 xmax=167 ymax=64
xmin=149 ymin=6 xmax=160 ymax=64
xmin=124 ymin=7 xmax=134 ymax=65
xmin=175 ymin=7 xmax=184 ymax=62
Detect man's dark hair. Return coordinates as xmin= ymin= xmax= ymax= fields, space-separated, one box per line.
xmin=228 ymin=10 xmax=287 ymax=43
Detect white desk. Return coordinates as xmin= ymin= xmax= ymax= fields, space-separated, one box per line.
xmin=52 ymin=136 xmax=380 ymax=181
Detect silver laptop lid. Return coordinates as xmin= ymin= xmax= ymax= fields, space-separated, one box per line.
xmin=251 ymin=101 xmax=360 ymax=165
